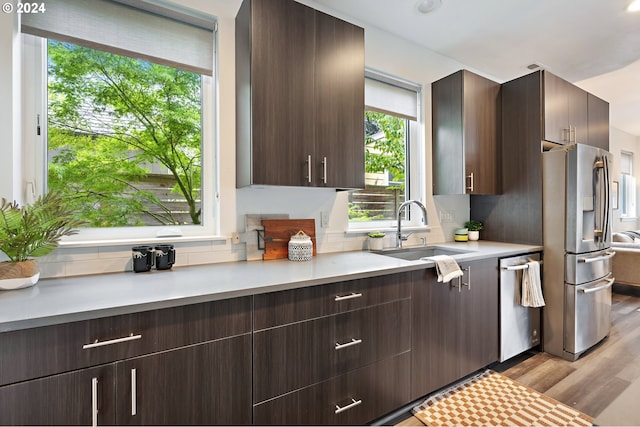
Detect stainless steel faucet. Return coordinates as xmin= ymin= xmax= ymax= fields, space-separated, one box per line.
xmin=396 ymin=200 xmax=428 ymax=248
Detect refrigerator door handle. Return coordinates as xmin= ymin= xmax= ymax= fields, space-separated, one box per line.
xmin=592 ymin=155 xmax=610 ymax=243
xmin=578 ymin=251 xmax=616 ymax=263
xmin=603 ymin=155 xmax=611 ymax=243
xmin=578 ymin=276 xmax=615 ymax=294
xmin=593 ymin=159 xmax=603 ymax=239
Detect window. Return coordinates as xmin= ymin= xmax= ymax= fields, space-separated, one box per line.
xmin=21 ymin=0 xmax=216 ymax=240
xmin=349 ymin=71 xmax=421 ymax=225
xmin=620 ymin=151 xmax=637 ymax=219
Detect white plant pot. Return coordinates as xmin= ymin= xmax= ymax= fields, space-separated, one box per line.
xmin=368 ymin=237 xmax=384 ymax=251
xmin=0 ymin=260 xmax=40 ymax=290
xmin=468 ymin=230 xmax=480 ymax=241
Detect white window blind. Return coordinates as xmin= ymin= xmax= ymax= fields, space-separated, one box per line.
xmin=365 ymin=70 xmax=420 ymax=121
xmin=21 ymin=0 xmax=215 ymax=75
xmin=621 ymin=151 xmax=633 ymax=175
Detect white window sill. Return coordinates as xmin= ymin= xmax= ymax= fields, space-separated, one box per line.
xmin=58 ymin=235 xmax=228 ymax=248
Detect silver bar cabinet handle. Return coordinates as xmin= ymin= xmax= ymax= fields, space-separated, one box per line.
xmin=322 ymin=156 xmax=327 ymax=184
xmin=83 ymin=333 xmax=142 ymax=350
xmin=91 ymin=377 xmax=98 ymax=427
xmin=131 ymin=368 xmax=137 ymax=416
xmin=462 ymin=266 xmax=471 ymax=290
xmin=334 ymin=292 xmax=362 ymax=302
xmin=466 ymin=172 xmax=474 ymax=192
xmin=335 ymin=398 xmax=362 ymax=414
xmin=306 ymin=155 xmax=312 ymax=183
xmin=335 ymin=338 xmax=362 ymax=350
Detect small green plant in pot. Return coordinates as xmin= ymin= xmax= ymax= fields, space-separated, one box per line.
xmin=0 ymin=192 xmax=81 ymax=290
xmin=464 ymin=220 xmax=483 ymax=241
xmin=367 ymin=231 xmax=386 ymax=251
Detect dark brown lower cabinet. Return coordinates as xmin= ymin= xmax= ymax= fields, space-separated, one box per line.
xmin=116 ymin=335 xmax=252 ymax=425
xmin=0 ymin=335 xmax=251 ymax=426
xmin=253 ymin=352 xmax=410 ymax=425
xmin=0 ymin=364 xmax=116 ymax=426
xmin=253 ymin=299 xmax=411 ymax=402
xmin=411 ymin=258 xmax=499 ymax=400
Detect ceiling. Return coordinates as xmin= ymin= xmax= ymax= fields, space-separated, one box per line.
xmin=313 ymin=0 xmax=640 ymax=137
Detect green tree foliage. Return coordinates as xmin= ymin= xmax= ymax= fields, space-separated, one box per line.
xmin=364 ymin=111 xmax=406 ymax=183
xmin=47 ymin=41 xmax=202 ymax=226
xmin=349 ymin=112 xmax=407 ymax=222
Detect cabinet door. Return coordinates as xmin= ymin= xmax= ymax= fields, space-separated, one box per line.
xmin=458 ymin=258 xmax=499 ymax=377
xmin=410 ymin=268 xmax=459 ymax=399
xmin=314 ymin=11 xmax=365 ymax=189
xmin=463 ymin=71 xmax=501 ymax=195
xmin=248 ymin=0 xmax=316 ymax=186
xmin=568 ymin=83 xmax=588 ymax=144
xmin=587 ymin=93 xmax=610 ymax=150
xmin=432 ymin=71 xmax=464 ymax=195
xmin=543 ymin=72 xmax=588 ymax=145
xmin=432 ymin=70 xmax=500 ymax=195
xmin=116 ymin=335 xmax=252 ymax=426
xmin=0 ymin=364 xmax=115 ymax=426
xmin=543 ymin=72 xmax=570 ymax=144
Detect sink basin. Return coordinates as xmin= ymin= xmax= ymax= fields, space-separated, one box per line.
xmin=375 ymin=246 xmax=474 ymax=261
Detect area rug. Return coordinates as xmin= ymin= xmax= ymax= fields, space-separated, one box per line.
xmin=412 ymin=370 xmax=593 ymax=426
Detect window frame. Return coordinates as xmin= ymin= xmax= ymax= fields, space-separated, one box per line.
xmin=348 ymin=71 xmax=425 ymax=232
xmin=620 ymin=150 xmax=637 ymax=220
xmin=21 ymin=33 xmax=219 ymax=244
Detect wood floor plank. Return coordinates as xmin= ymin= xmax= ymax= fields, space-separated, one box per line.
xmin=503 ymin=356 xmax=575 ymax=393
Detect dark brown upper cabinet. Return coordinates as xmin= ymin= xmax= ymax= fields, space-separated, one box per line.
xmin=236 ymin=0 xmax=365 ymax=189
xmin=543 ymin=72 xmax=609 ymax=150
xmin=587 ymin=92 xmax=610 ymax=150
xmin=543 ymin=72 xmax=588 ymax=145
xmin=432 ymin=70 xmax=501 ymax=195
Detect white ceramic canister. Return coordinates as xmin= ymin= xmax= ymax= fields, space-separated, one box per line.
xmin=288 ymin=230 xmax=313 ymax=261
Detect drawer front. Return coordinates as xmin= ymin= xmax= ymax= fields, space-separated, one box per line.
xmin=0 ymin=297 xmax=251 ymax=386
xmin=254 ymin=352 xmax=410 ymax=425
xmin=254 ymin=272 xmax=412 ymax=329
xmin=253 ymin=299 xmax=411 ymax=403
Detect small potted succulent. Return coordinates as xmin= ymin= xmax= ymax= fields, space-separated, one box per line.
xmin=0 ymin=192 xmax=81 ymax=290
xmin=464 ymin=220 xmax=483 ymax=241
xmin=367 ymin=231 xmax=386 ymax=251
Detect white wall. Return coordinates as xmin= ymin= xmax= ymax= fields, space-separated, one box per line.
xmin=0 ymin=0 xmax=489 ymax=277
xmin=609 ymin=126 xmax=640 ymax=232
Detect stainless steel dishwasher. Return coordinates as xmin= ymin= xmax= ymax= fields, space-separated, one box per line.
xmin=499 ymin=253 xmax=542 ymax=362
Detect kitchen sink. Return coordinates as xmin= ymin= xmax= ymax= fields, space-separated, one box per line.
xmin=374 ymin=246 xmax=474 ymax=261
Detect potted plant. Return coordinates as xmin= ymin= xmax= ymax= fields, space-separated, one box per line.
xmin=367 ymin=231 xmax=386 ymax=251
xmin=464 ymin=220 xmax=483 ymax=241
xmin=0 ymin=192 xmax=81 ymax=290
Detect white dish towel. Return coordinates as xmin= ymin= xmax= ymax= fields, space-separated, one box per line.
xmin=426 ymin=255 xmax=464 ymax=283
xmin=521 ymin=260 xmax=545 ymax=307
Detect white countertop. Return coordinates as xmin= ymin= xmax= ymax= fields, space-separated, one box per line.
xmin=0 ymin=241 xmax=541 ymax=332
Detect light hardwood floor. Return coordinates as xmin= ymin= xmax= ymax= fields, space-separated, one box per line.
xmin=394 ymin=286 xmax=640 ymax=426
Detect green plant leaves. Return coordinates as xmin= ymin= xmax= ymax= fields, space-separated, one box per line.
xmin=0 ymin=192 xmax=81 ymax=262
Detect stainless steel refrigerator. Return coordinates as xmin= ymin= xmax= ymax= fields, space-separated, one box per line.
xmin=542 ymin=143 xmax=615 ymax=361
